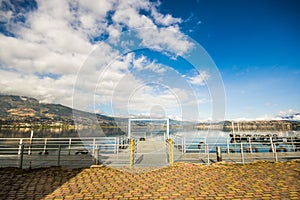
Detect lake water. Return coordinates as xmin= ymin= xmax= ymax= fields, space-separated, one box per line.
xmin=0 ymin=127 xmax=299 ymax=139
xmin=0 ymin=128 xmax=299 ymax=153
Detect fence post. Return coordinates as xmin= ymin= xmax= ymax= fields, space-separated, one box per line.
xmin=19 ymin=144 xmax=24 ymax=169
xmin=216 ymin=146 xmax=222 ymax=162
xmin=116 ymin=137 xmax=119 ymax=155
xmin=270 ymin=136 xmax=274 ymax=153
xmin=181 ymin=136 xmax=184 ymax=154
xmin=206 ymin=143 xmax=210 ymax=164
xmin=94 ymin=145 xmax=100 ymax=165
xmin=43 ymin=138 xmax=48 ymax=154
xmin=226 ymin=139 xmax=230 ymax=154
xmin=183 ymin=137 xmax=186 ymax=153
xmin=169 ymin=138 xmax=174 ymax=166
xmin=28 ymin=131 xmax=34 ymax=155
xmin=57 ymin=145 xmax=61 ymax=166
xmin=92 ymin=138 xmax=96 ymax=156
xmin=68 ymin=138 xmax=72 ymax=155
xmin=273 ymin=143 xmax=278 ymax=162
xmin=248 ymin=137 xmax=252 ymax=154
xmin=240 ymin=143 xmax=245 ymax=164
xmin=18 ymin=139 xmax=23 ymax=155
xmin=270 ymin=137 xmax=278 ymax=162
xmin=130 ymin=139 xmax=135 ymax=168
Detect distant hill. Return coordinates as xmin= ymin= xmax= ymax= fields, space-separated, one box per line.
xmin=0 ymin=95 xmax=70 ymax=120
xmin=277 ymin=113 xmax=300 ymax=121
xmin=0 ymin=94 xmax=185 ymax=130
xmin=0 ymin=94 xmax=117 ymax=128
xmin=1 ymin=94 xmax=299 ymax=131
xmin=0 ymin=94 xmax=189 ymax=125
xmin=221 ymin=120 xmax=300 ymax=131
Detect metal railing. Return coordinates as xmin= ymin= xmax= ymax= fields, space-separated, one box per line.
xmin=0 ymin=135 xmax=299 ymax=168
xmin=171 ymin=135 xmax=300 ymax=164
xmin=0 ymin=136 xmax=131 ymax=168
xmin=129 ymin=138 xmax=137 ymax=168
xmin=166 ymin=138 xmax=174 ymax=166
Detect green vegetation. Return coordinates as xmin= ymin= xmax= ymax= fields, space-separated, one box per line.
xmin=0 ymin=94 xmax=116 ymax=129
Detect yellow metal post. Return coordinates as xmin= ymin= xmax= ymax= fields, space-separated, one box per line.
xmin=169 ymin=138 xmax=174 ymax=166
xmin=130 ymin=139 xmax=135 ymax=168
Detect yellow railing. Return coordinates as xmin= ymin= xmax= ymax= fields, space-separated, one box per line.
xmin=130 ymin=138 xmax=135 ymax=168
xmin=168 ymin=138 xmax=174 ymax=166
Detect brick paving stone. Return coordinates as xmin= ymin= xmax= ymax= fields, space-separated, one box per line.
xmin=0 ymin=160 xmax=300 ymax=199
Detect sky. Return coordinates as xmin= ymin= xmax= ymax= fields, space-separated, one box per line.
xmin=0 ymin=0 xmax=299 ymax=121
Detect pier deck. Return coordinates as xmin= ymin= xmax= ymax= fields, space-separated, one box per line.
xmin=135 ymin=140 xmax=170 ymax=167
xmin=0 ymin=160 xmax=299 ymax=199
xmin=0 ymin=137 xmax=300 ymax=169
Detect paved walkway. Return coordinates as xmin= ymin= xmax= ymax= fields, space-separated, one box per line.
xmin=135 ymin=141 xmax=169 ymax=167
xmin=0 ymin=160 xmax=299 ymax=200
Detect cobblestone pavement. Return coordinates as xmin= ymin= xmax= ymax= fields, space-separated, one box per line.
xmin=0 ymin=160 xmax=299 ymax=200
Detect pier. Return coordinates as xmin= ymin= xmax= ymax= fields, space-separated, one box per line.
xmin=0 ymin=134 xmax=300 ymax=169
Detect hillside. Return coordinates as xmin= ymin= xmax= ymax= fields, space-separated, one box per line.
xmin=222 ymin=120 xmax=300 ymax=131
xmin=0 ymin=94 xmax=192 ymax=128
xmin=0 ymin=94 xmax=116 ymax=128
xmin=1 ymin=94 xmax=299 ymax=131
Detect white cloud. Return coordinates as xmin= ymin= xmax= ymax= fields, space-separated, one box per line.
xmin=0 ymin=9 xmax=13 ymax=23
xmin=293 ymin=115 xmax=300 ymax=120
xmin=276 ymin=109 xmax=300 ymax=120
xmin=188 ymin=71 xmax=210 ymax=85
xmin=278 ymin=109 xmax=297 ymax=117
xmin=137 ymin=26 xmax=194 ymax=56
xmin=87 ymin=51 xmax=204 ymax=121
xmin=132 ymin=55 xmax=166 ymax=74
xmin=0 ymin=69 xmax=76 ymax=105
xmin=0 ymin=0 xmax=203 ymax=121
xmin=151 ymin=6 xmax=182 ymax=26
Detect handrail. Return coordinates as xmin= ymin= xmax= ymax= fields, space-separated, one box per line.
xmin=0 ymin=135 xmax=299 ymax=168
xmin=129 ymin=138 xmax=136 ymax=168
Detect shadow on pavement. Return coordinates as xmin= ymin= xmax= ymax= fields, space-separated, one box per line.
xmin=0 ymin=166 xmax=83 ymax=200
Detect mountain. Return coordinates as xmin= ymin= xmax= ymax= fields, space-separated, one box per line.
xmin=221 ymin=120 xmax=300 ymax=131
xmin=277 ymin=113 xmax=300 ymax=121
xmin=1 ymin=94 xmax=299 ymax=131
xmin=0 ymin=94 xmax=184 ymax=130
xmin=0 ymin=94 xmax=117 ymax=128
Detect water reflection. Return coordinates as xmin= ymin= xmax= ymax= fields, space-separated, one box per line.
xmin=0 ymin=128 xmax=78 ymax=138
xmin=0 ymin=127 xmax=126 ymax=138
xmin=0 ymin=128 xmax=299 ymax=140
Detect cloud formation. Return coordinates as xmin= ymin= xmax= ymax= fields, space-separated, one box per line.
xmin=188 ymin=71 xmax=210 ymax=85
xmin=277 ymin=109 xmax=300 ymax=120
xmin=0 ymin=0 xmax=222 ymax=122
xmin=0 ymin=0 xmax=189 ymax=105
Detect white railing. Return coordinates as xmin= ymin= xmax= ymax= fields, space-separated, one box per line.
xmin=0 ymin=135 xmax=299 ymax=168
xmin=0 ymin=136 xmax=130 ymax=168
xmin=171 ymin=135 xmax=300 ymax=164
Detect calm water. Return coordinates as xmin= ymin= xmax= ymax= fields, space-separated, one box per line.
xmin=0 ymin=127 xmax=125 ymax=138
xmin=0 ymin=128 xmax=299 ymax=153
xmin=1 ymin=127 xmax=299 ymax=139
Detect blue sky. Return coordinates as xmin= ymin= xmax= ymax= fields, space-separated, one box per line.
xmin=157 ymin=0 xmax=300 ymax=119
xmin=0 ymin=0 xmax=299 ymax=121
